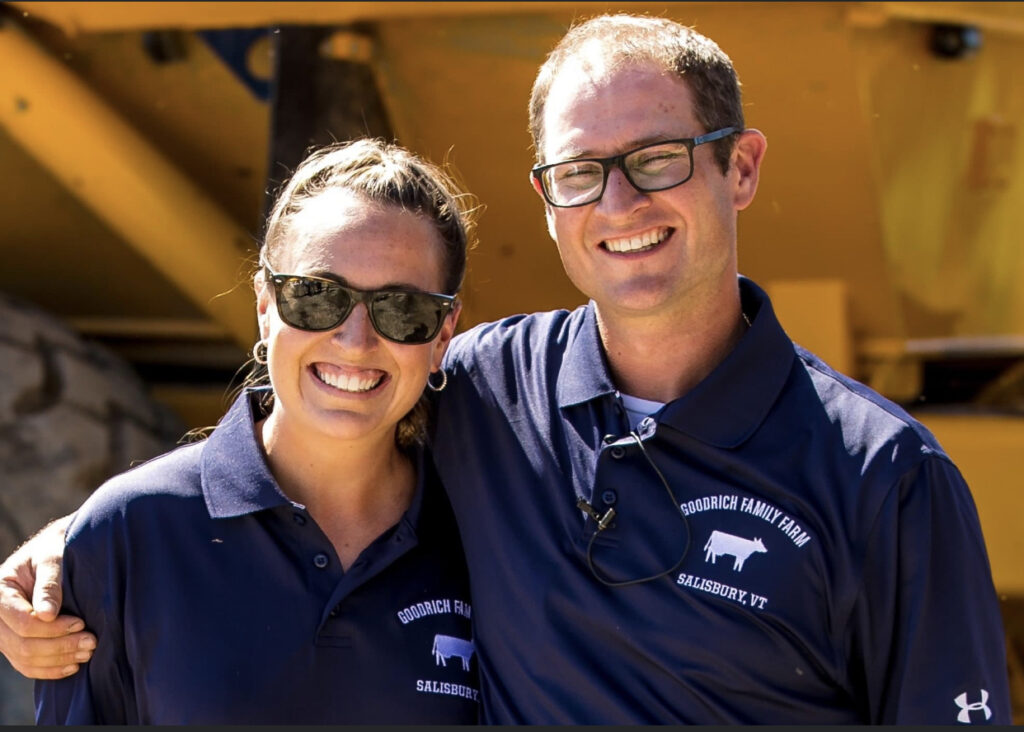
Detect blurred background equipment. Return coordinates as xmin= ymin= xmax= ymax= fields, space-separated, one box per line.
xmin=0 ymin=1 xmax=1022 ymax=722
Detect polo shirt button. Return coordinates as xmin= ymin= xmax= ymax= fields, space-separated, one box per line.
xmin=313 ymin=553 xmax=329 ymax=569
xmin=610 ymin=446 xmax=625 ymax=459
xmin=602 ymin=434 xmax=616 ymax=444
xmin=292 ymin=513 xmax=307 ymax=526
xmin=329 ymin=605 xmax=340 ymax=617
xmin=601 ymin=490 xmax=617 ymax=505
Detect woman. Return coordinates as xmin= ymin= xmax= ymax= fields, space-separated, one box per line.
xmin=34 ymin=139 xmax=479 ymax=724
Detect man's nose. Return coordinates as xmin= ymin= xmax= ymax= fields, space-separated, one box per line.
xmin=596 ymin=164 xmax=649 ymax=214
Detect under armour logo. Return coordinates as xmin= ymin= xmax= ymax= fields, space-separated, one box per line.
xmin=954 ymin=689 xmax=992 ymax=724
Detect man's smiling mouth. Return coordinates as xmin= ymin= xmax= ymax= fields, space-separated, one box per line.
xmin=602 ymin=227 xmax=672 ymax=253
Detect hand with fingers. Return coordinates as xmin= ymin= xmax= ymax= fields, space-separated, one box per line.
xmin=0 ymin=515 xmax=95 ymax=679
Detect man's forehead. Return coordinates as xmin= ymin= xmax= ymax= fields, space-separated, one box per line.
xmin=561 ymin=40 xmax=617 ymax=78
xmin=542 ymin=59 xmax=695 ymax=159
xmin=553 ymin=50 xmax=656 ymax=91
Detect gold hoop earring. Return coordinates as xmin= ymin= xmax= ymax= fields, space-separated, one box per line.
xmin=253 ymin=339 xmax=268 ymax=365
xmin=426 ymin=369 xmax=448 ymax=392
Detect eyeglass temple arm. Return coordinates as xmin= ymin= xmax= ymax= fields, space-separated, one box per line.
xmin=693 ymin=126 xmax=739 ymax=146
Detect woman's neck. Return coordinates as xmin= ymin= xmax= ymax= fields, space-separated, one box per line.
xmin=259 ymin=410 xmax=417 ymax=569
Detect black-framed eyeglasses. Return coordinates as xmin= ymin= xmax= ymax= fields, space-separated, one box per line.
xmin=531 ymin=126 xmax=738 ymax=208
xmin=262 ymin=261 xmax=456 ymax=345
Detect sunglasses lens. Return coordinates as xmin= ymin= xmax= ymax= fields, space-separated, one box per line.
xmin=277 ymin=277 xmax=351 ymax=330
xmin=371 ymin=292 xmax=446 ymax=344
xmin=270 ymin=271 xmax=450 ymax=343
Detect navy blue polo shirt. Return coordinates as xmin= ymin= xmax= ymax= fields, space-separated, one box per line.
xmin=35 ymin=390 xmax=479 ymax=724
xmin=434 ymin=276 xmax=1010 ymax=724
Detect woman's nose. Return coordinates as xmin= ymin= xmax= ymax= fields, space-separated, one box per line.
xmin=332 ymin=303 xmax=378 ymax=350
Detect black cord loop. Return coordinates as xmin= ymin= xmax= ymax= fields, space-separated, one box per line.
xmin=584 ymin=432 xmax=692 ymax=587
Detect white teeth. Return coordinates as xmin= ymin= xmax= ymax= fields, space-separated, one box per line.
xmin=604 ymin=227 xmax=670 ymax=253
xmin=314 ymin=366 xmax=384 ymax=393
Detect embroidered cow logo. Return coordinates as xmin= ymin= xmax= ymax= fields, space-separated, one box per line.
xmin=703 ymin=530 xmax=767 ymax=572
xmin=432 ymin=634 xmax=474 ymax=671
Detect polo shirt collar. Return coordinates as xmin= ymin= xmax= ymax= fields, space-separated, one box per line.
xmin=657 ymin=277 xmax=794 ymax=447
xmin=556 ymin=277 xmax=795 ymax=449
xmin=200 ymin=388 xmax=431 ymax=532
xmin=556 ymin=301 xmax=617 ymax=408
xmin=201 ymin=388 xmax=294 ymax=518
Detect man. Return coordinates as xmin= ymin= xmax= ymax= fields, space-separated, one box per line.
xmin=1 ymin=14 xmax=1011 ymax=724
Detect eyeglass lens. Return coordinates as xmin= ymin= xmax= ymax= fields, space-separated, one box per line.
xmin=542 ymin=141 xmax=694 ymax=207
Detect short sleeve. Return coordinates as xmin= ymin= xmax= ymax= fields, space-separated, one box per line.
xmin=848 ymin=456 xmax=1011 ymax=724
xmin=34 ymin=555 xmax=99 ymax=724
xmin=34 ymin=521 xmax=132 ymax=724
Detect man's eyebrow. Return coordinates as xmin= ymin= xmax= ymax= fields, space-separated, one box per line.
xmin=551 ymin=133 xmax=685 ymax=161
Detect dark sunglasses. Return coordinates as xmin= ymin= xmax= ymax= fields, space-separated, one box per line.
xmin=262 ymin=263 xmax=456 ymax=345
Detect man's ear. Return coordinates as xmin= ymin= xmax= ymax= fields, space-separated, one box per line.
xmin=731 ymin=129 xmax=767 ymax=211
xmin=529 ymin=171 xmax=559 ymax=243
xmin=529 ymin=170 xmax=545 ymax=199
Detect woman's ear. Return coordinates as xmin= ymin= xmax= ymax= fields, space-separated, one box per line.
xmin=431 ymin=301 xmax=462 ymax=371
xmin=255 ymin=270 xmax=272 ymax=341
